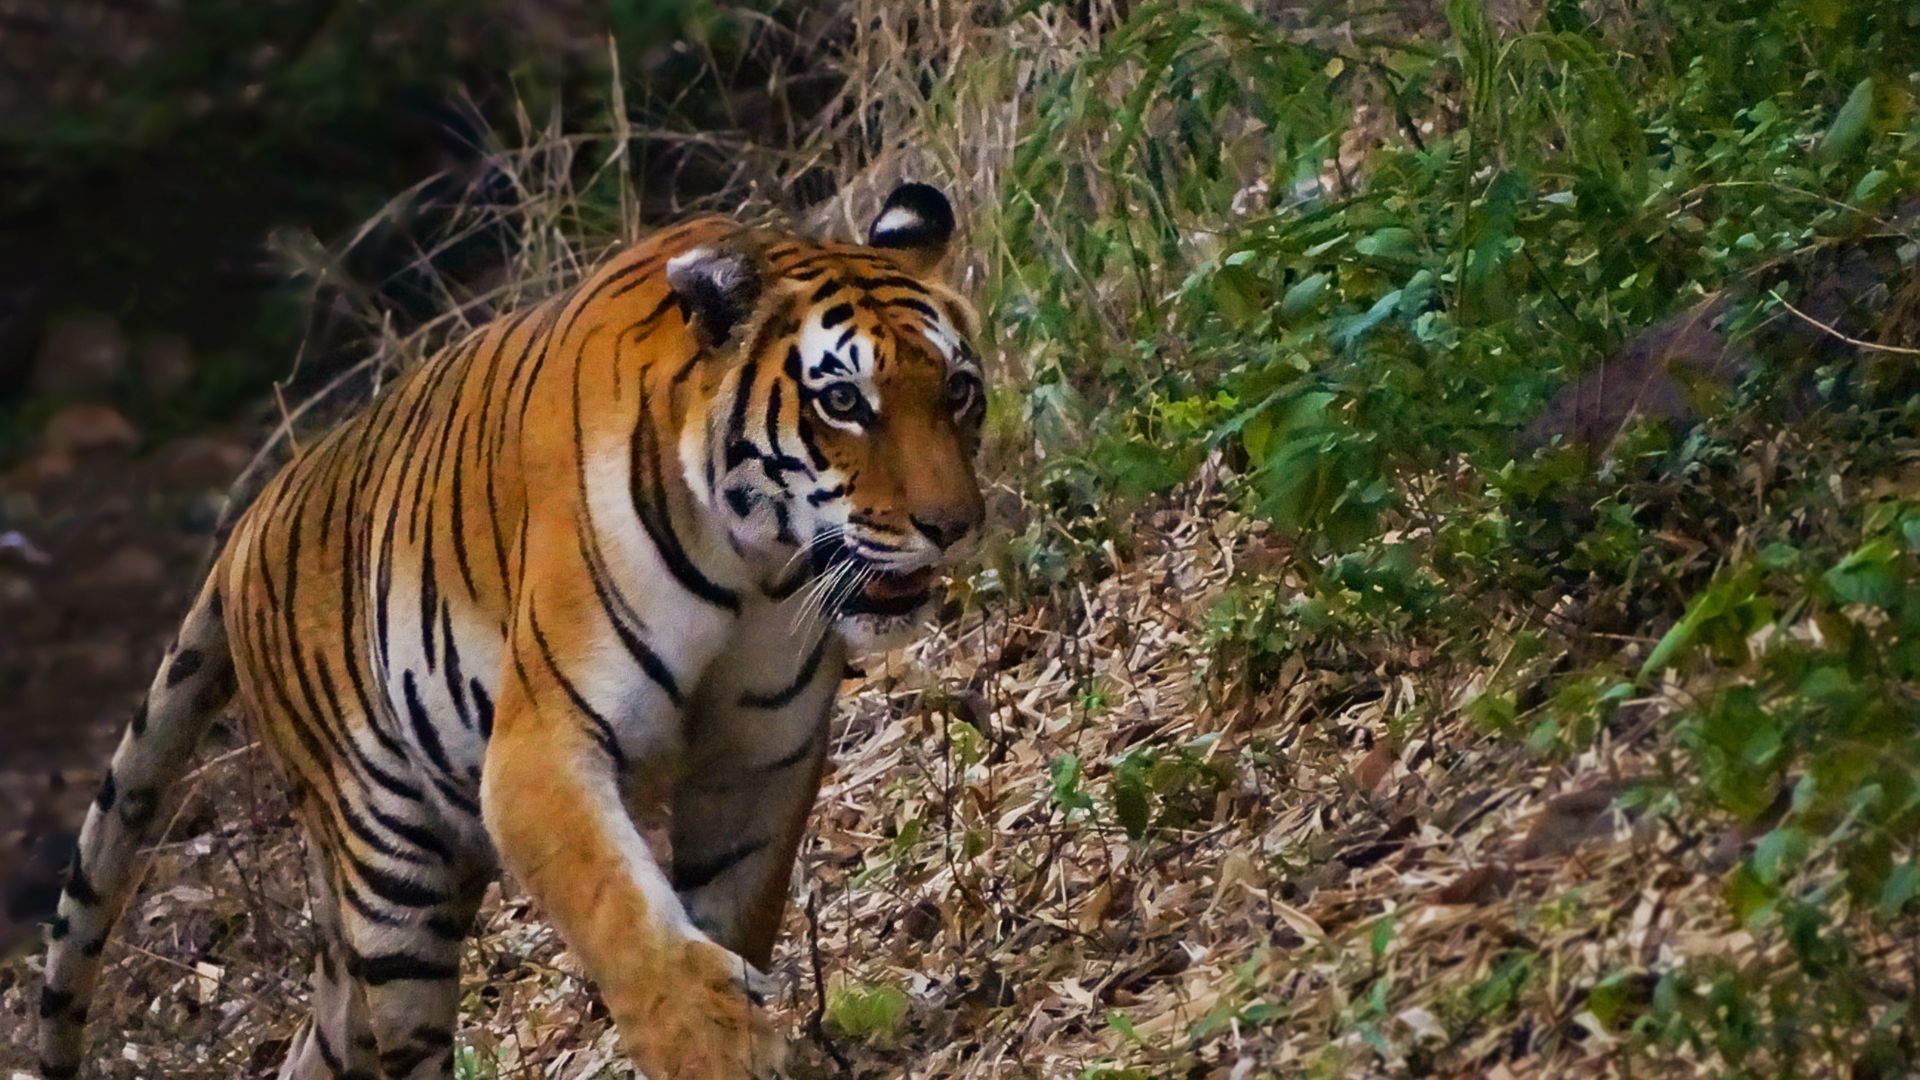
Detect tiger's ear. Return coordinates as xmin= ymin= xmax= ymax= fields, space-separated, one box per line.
xmin=866 ymin=182 xmax=955 ymax=275
xmin=667 ymin=241 xmax=765 ymax=347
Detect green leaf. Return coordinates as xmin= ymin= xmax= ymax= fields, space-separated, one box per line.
xmin=1639 ymin=565 xmax=1767 ymax=683
xmin=1877 ymin=862 xmax=1920 ymax=917
xmin=1355 ymin=226 xmax=1417 ymax=260
xmin=1109 ymin=755 xmax=1152 ymax=839
xmin=1824 ymin=540 xmax=1900 ymax=607
xmin=1370 ymin=915 xmax=1397 ymax=961
xmin=1280 ymin=271 xmax=1331 ymax=318
xmin=1751 ymin=827 xmax=1807 ymax=885
xmin=825 ymin=981 xmax=911 ymax=1040
xmin=1819 ymin=77 xmax=1876 ymax=165
xmin=1853 ymin=169 xmax=1892 ymax=204
xmin=1050 ymin=753 xmax=1094 ymax=815
xmin=1724 ymin=864 xmax=1777 ymax=927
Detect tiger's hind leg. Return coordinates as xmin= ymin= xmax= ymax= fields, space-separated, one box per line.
xmin=279 ymin=838 xmax=374 ymax=1080
xmin=274 ymin=797 xmax=488 ymax=1080
xmin=335 ymin=854 xmax=488 ymax=1079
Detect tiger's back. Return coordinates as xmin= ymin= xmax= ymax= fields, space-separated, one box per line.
xmin=40 ymin=185 xmax=986 ymax=1079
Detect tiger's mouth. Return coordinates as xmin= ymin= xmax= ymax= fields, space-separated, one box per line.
xmin=809 ymin=538 xmax=941 ymax=618
xmin=844 ymin=565 xmax=938 ymax=617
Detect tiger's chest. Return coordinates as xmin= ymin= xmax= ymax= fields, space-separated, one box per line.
xmin=370 ymin=573 xmax=836 ymax=826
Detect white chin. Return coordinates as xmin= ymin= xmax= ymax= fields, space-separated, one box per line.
xmin=835 ymin=601 xmax=936 ymax=655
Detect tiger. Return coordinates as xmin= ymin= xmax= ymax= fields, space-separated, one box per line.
xmin=36 ymin=181 xmax=986 ymax=1079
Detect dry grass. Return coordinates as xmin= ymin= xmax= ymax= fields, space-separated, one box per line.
xmin=13 ymin=469 xmax=1898 ymax=1076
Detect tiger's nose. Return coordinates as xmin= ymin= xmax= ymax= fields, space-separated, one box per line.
xmin=910 ymin=507 xmax=980 ymax=551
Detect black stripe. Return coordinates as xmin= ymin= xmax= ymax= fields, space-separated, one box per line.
xmin=740 ymin=635 xmax=829 ymax=709
xmin=757 ymin=727 xmax=822 ymax=774
xmin=65 ymin=858 xmax=99 ymax=906
xmin=524 ymin=605 xmax=627 ymax=767
xmin=308 ymin=651 xmax=425 ymax=802
xmin=380 ymin=1042 xmax=440 ymax=1076
xmin=629 ymin=406 xmax=740 ymax=612
xmin=312 ymin=1024 xmax=355 ymax=1078
xmin=337 ymin=796 xmax=435 ymax=868
xmin=366 ymin=802 xmax=453 ymax=863
xmin=886 ymin=297 xmax=941 ymax=321
xmin=340 ymin=878 xmax=408 ymax=927
xmin=373 ymin=454 xmax=405 ymax=670
xmin=441 ymin=605 xmax=472 ymax=729
xmin=578 ymin=524 xmax=684 ymax=706
xmin=427 ymin=771 xmax=483 ymax=819
xmin=246 ymin=606 xmax=345 ymax=781
xmin=410 ymin=337 xmax=481 ymax=544
xmin=418 ymin=531 xmax=439 ymax=672
xmin=120 ymin=787 xmax=157 ymax=831
xmin=347 ymin=852 xmax=450 ymax=909
xmin=797 ymin=411 xmax=832 ymax=473
xmin=725 ymin=352 xmax=762 ymax=449
xmin=673 ymin=836 xmax=769 ymax=892
xmin=469 ymin=679 xmax=494 ymax=739
xmin=448 ymin=413 xmax=479 ymax=598
xmin=348 ymin=949 xmax=459 ymax=987
xmin=165 ymin=647 xmax=203 ymax=686
xmin=850 ymin=272 xmax=929 ymax=292
xmin=402 ymin=671 xmax=456 ymax=777
xmin=328 ymin=420 xmax=413 ymax=766
xmin=476 ymin=306 xmax=550 ymax=586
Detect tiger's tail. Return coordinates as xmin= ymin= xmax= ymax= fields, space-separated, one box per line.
xmin=36 ymin=574 xmax=237 ymax=1079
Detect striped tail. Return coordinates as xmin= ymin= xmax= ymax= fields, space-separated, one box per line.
xmin=37 ymin=576 xmax=237 ymax=1079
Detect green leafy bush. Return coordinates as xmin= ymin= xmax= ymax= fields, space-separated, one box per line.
xmin=980 ymin=0 xmax=1920 ymax=1072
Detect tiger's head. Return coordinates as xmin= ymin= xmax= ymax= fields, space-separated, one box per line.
xmin=669 ymin=183 xmax=986 ymax=645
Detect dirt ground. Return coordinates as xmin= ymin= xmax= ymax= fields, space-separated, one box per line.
xmin=1 ymin=414 xmax=255 ymax=956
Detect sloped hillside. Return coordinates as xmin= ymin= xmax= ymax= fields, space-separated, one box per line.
xmin=6 ymin=2 xmax=1920 ymax=1077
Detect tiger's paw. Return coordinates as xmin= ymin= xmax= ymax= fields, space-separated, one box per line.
xmin=622 ymin=938 xmax=786 ymax=1079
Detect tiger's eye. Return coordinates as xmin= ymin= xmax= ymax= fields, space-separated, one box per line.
xmin=820 ymin=383 xmax=867 ymax=423
xmin=945 ymin=371 xmax=979 ymax=413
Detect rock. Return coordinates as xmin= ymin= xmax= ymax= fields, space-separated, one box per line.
xmin=33 ymin=312 xmax=130 ymax=399
xmin=8 ymin=449 xmax=76 ymax=488
xmin=1429 ymin=862 xmax=1516 ymax=906
xmin=0 ymin=573 xmax=33 ymax=604
xmin=1515 ymin=778 xmax=1638 ymax=860
xmin=40 ymin=402 xmax=139 ymax=457
xmin=137 ymin=334 xmax=195 ymax=397
xmin=1350 ymin=741 xmax=1394 ymax=793
xmin=154 ymin=435 xmax=252 ymax=491
xmin=81 ymin=640 xmax=131 ymax=678
xmin=1518 ymin=296 xmax=1745 ymax=453
xmin=78 ymin=545 xmax=168 ymax=589
xmin=901 ymin=898 xmax=942 ymax=941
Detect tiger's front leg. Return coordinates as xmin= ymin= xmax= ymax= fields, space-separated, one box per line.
xmin=482 ymin=614 xmax=784 ymax=1079
xmin=672 ymin=625 xmax=845 ymax=967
